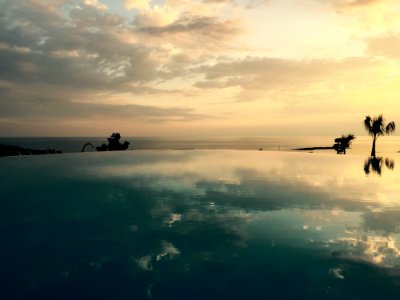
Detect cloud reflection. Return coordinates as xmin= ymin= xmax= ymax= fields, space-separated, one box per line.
xmin=331 ymin=235 xmax=400 ymax=268
xmin=2 ymin=151 xmax=400 ymax=299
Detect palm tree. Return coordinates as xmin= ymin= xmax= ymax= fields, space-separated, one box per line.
xmin=364 ymin=115 xmax=396 ymax=157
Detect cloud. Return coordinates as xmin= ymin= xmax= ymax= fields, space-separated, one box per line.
xmin=362 ymin=210 xmax=400 ymax=234
xmin=367 ymin=34 xmax=400 ymax=59
xmin=0 ymin=0 xmax=243 ymax=93
xmin=0 ymin=87 xmax=207 ymax=123
xmin=203 ymin=0 xmax=231 ymax=2
xmin=202 ymin=0 xmax=270 ymax=7
xmin=84 ymin=0 xmax=108 ymax=10
xmin=125 ymin=0 xmax=150 ymax=10
xmin=132 ymin=6 xmax=243 ymax=57
xmin=1 ymin=0 xmax=398 ymax=135
xmin=130 ymin=0 xmax=245 ymax=58
xmin=135 ymin=15 xmax=240 ymax=39
xmin=192 ymin=56 xmax=384 ymax=101
xmin=336 ymin=0 xmax=381 ymax=6
xmin=0 ymin=0 xmax=215 ymax=132
xmin=327 ymin=0 xmax=383 ymax=9
xmin=0 ymin=1 xmax=162 ymax=90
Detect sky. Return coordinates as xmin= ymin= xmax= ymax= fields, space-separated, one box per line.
xmin=0 ymin=0 xmax=399 ymax=137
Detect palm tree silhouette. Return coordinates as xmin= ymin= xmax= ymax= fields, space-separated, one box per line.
xmin=363 ymin=115 xmax=395 ymax=157
xmin=364 ymin=157 xmax=395 ymax=175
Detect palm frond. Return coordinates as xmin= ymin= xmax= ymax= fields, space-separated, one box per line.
xmin=363 ymin=116 xmax=372 ymax=133
xmin=385 ymin=158 xmax=395 ymax=170
xmin=386 ymin=121 xmax=396 ymax=135
xmin=371 ymin=115 xmax=385 ymax=136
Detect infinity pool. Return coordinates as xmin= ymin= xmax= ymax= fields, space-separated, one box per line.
xmin=1 ymin=150 xmax=400 ymax=299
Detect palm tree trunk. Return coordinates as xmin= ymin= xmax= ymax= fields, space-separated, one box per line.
xmin=371 ymin=135 xmax=377 ymax=157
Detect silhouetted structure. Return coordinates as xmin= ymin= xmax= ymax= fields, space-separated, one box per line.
xmin=364 ymin=115 xmax=396 ymax=157
xmin=96 ymin=133 xmax=130 ymax=151
xmin=333 ymin=134 xmax=355 ymax=154
xmin=81 ymin=143 xmax=94 ymax=152
xmin=364 ymin=157 xmax=395 ymax=175
xmin=0 ymin=144 xmax=62 ymax=157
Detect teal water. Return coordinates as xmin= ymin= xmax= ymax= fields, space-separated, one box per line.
xmin=1 ymin=150 xmax=400 ymax=299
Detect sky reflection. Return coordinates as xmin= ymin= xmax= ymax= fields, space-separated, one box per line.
xmin=1 ymin=150 xmax=400 ymax=299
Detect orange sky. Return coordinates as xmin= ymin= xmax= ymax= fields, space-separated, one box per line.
xmin=0 ymin=0 xmax=399 ymax=136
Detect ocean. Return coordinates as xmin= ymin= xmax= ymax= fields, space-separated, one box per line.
xmin=1 ymin=136 xmax=400 ymax=156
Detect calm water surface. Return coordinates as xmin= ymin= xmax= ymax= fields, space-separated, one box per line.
xmin=1 ymin=150 xmax=400 ymax=299
xmin=1 ymin=136 xmax=400 ymax=155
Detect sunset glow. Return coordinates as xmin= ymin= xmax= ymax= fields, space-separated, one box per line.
xmin=1 ymin=0 xmax=399 ymax=136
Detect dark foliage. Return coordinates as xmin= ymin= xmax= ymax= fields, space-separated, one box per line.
xmin=96 ymin=133 xmax=130 ymax=151
xmin=333 ymin=134 xmax=355 ymax=154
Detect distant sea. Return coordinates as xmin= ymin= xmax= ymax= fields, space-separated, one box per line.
xmin=1 ymin=136 xmax=400 ymax=156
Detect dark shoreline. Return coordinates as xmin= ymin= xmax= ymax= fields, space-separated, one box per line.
xmin=0 ymin=144 xmax=62 ymax=157
xmin=293 ymin=146 xmax=334 ymax=151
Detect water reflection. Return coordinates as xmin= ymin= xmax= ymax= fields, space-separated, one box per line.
xmin=1 ymin=151 xmax=400 ymax=299
xmin=330 ymin=233 xmax=400 ymax=267
xmin=364 ymin=156 xmax=395 ymax=175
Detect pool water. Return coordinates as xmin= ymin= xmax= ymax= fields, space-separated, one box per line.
xmin=1 ymin=150 xmax=400 ymax=299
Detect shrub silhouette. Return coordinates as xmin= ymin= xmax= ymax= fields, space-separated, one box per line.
xmin=333 ymin=134 xmax=355 ymax=154
xmin=96 ymin=133 xmax=130 ymax=151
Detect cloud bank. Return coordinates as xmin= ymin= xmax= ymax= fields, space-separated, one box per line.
xmin=0 ymin=0 xmax=399 ymax=136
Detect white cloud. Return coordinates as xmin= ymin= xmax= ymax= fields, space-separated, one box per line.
xmin=124 ymin=0 xmax=151 ymax=10
xmin=84 ymin=0 xmax=108 ymax=10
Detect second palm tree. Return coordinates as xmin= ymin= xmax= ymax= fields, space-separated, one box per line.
xmin=364 ymin=115 xmax=395 ymax=157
